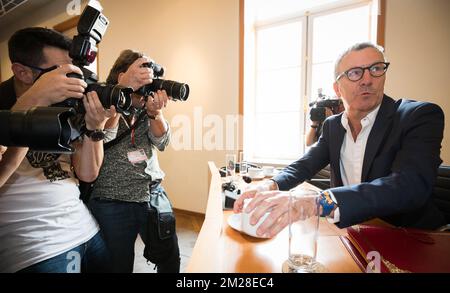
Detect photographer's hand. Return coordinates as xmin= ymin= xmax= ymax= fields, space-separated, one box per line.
xmin=306 ymin=120 xmax=320 ymax=147
xmin=146 ymin=90 xmax=168 ymax=116
xmin=118 ymin=57 xmax=153 ymax=91
xmin=83 ymin=91 xmax=117 ymax=131
xmin=146 ymin=90 xmax=169 ymax=138
xmin=305 ymin=106 xmax=335 ymax=147
xmin=13 ymin=64 xmax=86 ymax=110
xmin=71 ymin=92 xmax=117 ymax=183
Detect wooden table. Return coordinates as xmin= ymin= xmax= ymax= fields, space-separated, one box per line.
xmin=186 ymin=162 xmax=363 ymax=273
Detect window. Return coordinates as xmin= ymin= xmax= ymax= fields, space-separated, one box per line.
xmin=243 ymin=0 xmax=380 ymax=165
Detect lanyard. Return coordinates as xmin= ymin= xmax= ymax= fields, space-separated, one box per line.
xmin=104 ymin=110 xmax=147 ymax=151
xmin=130 ymin=114 xmax=136 ymax=147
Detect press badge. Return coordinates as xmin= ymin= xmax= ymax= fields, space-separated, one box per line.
xmin=127 ymin=149 xmax=148 ymax=164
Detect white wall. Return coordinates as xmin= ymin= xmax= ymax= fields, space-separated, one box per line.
xmin=384 ymin=0 xmax=450 ymax=164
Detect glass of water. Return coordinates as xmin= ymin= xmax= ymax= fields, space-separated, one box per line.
xmin=238 ymin=151 xmax=247 ymax=175
xmin=225 ymin=154 xmax=236 ymax=178
xmin=282 ymin=188 xmax=326 ymax=273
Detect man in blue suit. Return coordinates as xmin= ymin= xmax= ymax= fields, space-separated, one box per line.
xmin=234 ymin=42 xmax=446 ymax=237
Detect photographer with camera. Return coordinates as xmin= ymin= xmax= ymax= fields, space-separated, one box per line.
xmin=0 ymin=27 xmax=115 ymax=273
xmin=305 ymin=91 xmax=344 ymax=147
xmin=87 ymin=49 xmax=180 ymax=273
xmin=0 ymin=62 xmax=89 ymax=188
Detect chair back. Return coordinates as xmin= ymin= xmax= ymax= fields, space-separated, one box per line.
xmin=433 ymin=165 xmax=450 ymax=224
xmin=307 ymin=165 xmax=331 ymax=190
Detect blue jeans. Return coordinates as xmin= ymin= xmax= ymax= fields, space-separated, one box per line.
xmin=18 ymin=232 xmax=111 ymax=273
xmin=88 ymin=186 xmax=180 ymax=273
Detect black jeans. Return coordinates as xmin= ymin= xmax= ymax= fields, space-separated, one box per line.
xmin=89 ymin=186 xmax=180 ymax=273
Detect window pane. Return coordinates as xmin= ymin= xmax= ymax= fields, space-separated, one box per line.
xmin=256 ymin=68 xmax=301 ymax=113
xmin=256 ymin=21 xmax=302 ymax=70
xmin=249 ymin=0 xmax=343 ymax=22
xmin=252 ymin=20 xmax=305 ymax=162
xmin=310 ymin=62 xmax=335 ymax=100
xmin=310 ymin=4 xmax=372 ymax=99
xmin=312 ymin=5 xmax=371 ymax=63
xmin=254 ymin=112 xmax=302 ymax=160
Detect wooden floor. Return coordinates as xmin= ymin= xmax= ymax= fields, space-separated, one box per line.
xmin=133 ymin=209 xmax=205 ymax=273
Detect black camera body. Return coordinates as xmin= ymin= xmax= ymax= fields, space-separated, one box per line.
xmin=134 ymin=62 xmax=190 ymax=102
xmin=310 ymin=107 xmax=326 ymax=122
xmin=309 ymin=98 xmax=342 ymax=122
xmin=221 ymin=181 xmax=241 ymax=209
xmin=61 ymin=70 xmax=134 ymax=115
xmin=53 ymin=2 xmax=133 ymax=116
xmin=314 ymin=98 xmax=342 ymax=109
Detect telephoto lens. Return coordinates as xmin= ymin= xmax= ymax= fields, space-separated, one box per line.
xmin=135 ymin=79 xmax=190 ymax=102
xmin=0 ymin=107 xmax=76 ymax=153
xmin=151 ymin=79 xmax=189 ymax=102
xmin=138 ymin=62 xmax=189 ymax=101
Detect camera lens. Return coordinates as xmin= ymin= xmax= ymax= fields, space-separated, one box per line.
xmin=151 ymin=79 xmax=190 ymax=102
xmin=87 ymin=83 xmax=133 ymax=114
xmin=0 ymin=107 xmax=75 ymax=153
xmin=134 ymin=79 xmax=189 ymax=102
xmin=109 ymin=85 xmax=133 ymax=113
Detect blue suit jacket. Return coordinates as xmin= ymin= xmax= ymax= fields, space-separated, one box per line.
xmin=273 ymin=95 xmax=446 ymax=229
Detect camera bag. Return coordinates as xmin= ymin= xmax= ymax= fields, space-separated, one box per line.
xmin=143 ymin=186 xmax=178 ymax=266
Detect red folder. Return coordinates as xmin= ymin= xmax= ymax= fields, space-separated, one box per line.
xmin=340 ymin=225 xmax=450 ymax=273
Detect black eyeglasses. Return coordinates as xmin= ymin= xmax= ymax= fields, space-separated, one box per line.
xmin=20 ymin=63 xmax=59 ymax=81
xmin=21 ymin=63 xmax=57 ymax=74
xmin=336 ymin=62 xmax=390 ymax=82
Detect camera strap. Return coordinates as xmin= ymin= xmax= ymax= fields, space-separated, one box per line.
xmin=104 ymin=110 xmax=147 ymax=151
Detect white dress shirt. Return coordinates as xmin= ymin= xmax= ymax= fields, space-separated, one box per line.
xmin=327 ymin=104 xmax=381 ymax=223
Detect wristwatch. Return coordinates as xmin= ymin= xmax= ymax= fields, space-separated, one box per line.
xmin=84 ymin=128 xmax=105 ymax=142
xmin=319 ymin=190 xmax=337 ymax=217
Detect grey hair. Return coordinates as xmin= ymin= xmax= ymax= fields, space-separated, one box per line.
xmin=334 ymin=42 xmax=387 ymax=79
